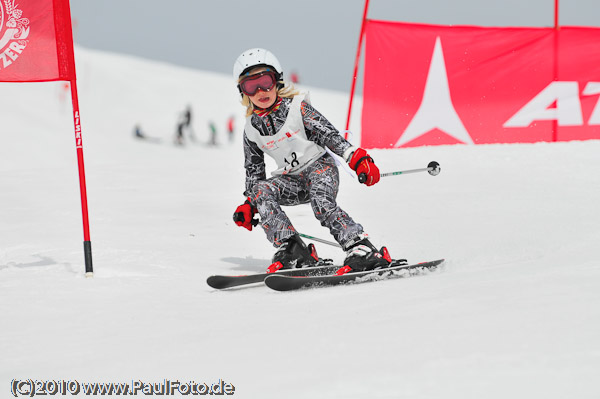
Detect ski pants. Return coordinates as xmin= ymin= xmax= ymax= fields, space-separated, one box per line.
xmin=248 ymin=153 xmax=363 ymax=248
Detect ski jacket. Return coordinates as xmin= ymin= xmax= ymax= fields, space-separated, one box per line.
xmin=242 ymin=94 xmax=353 ymax=199
xmin=245 ymin=93 xmax=327 ymax=177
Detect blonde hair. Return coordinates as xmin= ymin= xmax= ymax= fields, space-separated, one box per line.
xmin=238 ymin=67 xmax=299 ymax=117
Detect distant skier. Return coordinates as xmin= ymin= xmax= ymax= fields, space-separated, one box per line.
xmin=174 ymin=105 xmax=195 ymax=145
xmin=174 ymin=121 xmax=184 ymax=146
xmin=134 ymin=124 xmax=145 ymax=139
xmin=226 ymin=115 xmax=235 ymax=142
xmin=182 ymin=105 xmax=196 ymax=142
xmin=134 ymin=124 xmax=161 ymax=143
xmin=231 ymin=48 xmax=393 ymax=274
xmin=208 ymin=121 xmax=218 ymax=145
xmin=290 ymin=70 xmax=299 ymax=84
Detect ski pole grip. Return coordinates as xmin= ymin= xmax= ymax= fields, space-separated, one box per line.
xmin=233 ymin=212 xmax=260 ymax=227
xmin=358 ymin=173 xmax=367 ymax=184
xmin=233 ymin=212 xmax=244 ymax=223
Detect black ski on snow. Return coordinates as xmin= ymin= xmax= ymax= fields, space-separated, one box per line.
xmin=207 ymin=259 xmax=338 ymax=289
xmin=264 ymin=259 xmax=445 ymax=292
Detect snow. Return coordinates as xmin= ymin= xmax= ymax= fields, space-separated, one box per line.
xmin=1 ymin=46 xmax=600 ymax=399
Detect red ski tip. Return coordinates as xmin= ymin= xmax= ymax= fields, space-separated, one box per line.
xmin=335 ymin=265 xmax=353 ymax=276
xmin=266 ymin=261 xmax=284 ymax=274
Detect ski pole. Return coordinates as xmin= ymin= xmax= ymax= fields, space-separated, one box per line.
xmin=298 ymin=233 xmax=341 ymax=248
xmin=234 ymin=214 xmax=342 ymax=248
xmin=359 ymin=161 xmax=441 ymax=183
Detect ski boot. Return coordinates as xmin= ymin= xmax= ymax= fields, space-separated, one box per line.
xmin=267 ymin=234 xmax=319 ymax=273
xmin=337 ymin=236 xmax=393 ymax=275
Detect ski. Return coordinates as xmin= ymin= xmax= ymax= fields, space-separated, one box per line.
xmin=264 ymin=259 xmax=445 ymax=292
xmin=207 ymin=259 xmax=337 ymax=289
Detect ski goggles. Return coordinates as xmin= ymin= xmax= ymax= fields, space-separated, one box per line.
xmin=238 ymin=71 xmax=278 ymax=96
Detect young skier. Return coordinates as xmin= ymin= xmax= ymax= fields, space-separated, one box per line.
xmin=232 ymin=48 xmax=395 ymax=273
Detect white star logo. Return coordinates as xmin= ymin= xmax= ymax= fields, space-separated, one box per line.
xmin=396 ymin=37 xmax=474 ymax=147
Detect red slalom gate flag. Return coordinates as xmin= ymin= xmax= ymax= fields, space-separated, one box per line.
xmin=1 ymin=0 xmax=93 ymax=276
xmin=361 ymin=21 xmax=600 ymax=148
xmin=0 ymin=0 xmax=75 ymax=82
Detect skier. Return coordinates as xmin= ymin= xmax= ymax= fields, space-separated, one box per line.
xmin=290 ymin=70 xmax=299 ymax=84
xmin=174 ymin=120 xmax=185 ymax=146
xmin=133 ymin=124 xmax=145 ymax=139
xmin=182 ymin=105 xmax=196 ymax=142
xmin=174 ymin=105 xmax=195 ymax=145
xmin=231 ymin=48 xmax=394 ymax=273
xmin=226 ymin=115 xmax=235 ymax=142
xmin=208 ymin=120 xmax=218 ymax=145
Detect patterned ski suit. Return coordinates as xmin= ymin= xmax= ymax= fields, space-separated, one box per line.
xmin=242 ymin=94 xmax=364 ymax=249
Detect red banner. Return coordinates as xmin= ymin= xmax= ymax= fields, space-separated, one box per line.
xmin=362 ymin=21 xmax=600 ymax=148
xmin=0 ymin=0 xmax=75 ymax=82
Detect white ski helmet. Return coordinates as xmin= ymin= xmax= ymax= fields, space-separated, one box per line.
xmin=233 ymin=48 xmax=283 ymax=81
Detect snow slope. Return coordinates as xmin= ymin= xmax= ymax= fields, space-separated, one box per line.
xmin=1 ymin=46 xmax=599 ymax=399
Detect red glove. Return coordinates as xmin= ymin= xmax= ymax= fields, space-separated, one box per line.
xmin=233 ymin=198 xmax=257 ymax=231
xmin=348 ymin=148 xmax=380 ymax=186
